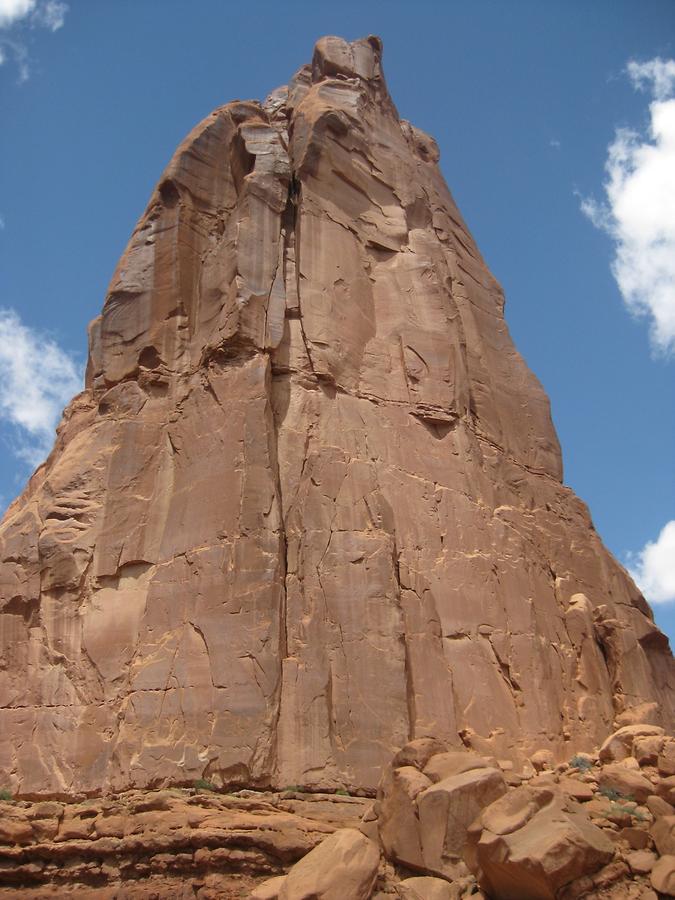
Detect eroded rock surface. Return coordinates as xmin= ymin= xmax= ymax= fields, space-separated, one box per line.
xmin=0 ymin=787 xmax=370 ymax=897
xmin=0 ymin=33 xmax=673 ymax=799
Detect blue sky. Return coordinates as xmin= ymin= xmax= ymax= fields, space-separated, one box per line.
xmin=1 ymin=1 xmax=674 ymax=639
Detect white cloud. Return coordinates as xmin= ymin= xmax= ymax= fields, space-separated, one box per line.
xmin=0 ymin=308 xmax=82 ymax=466
xmin=629 ymin=520 xmax=675 ymax=605
xmin=0 ymin=0 xmax=36 ymax=29
xmin=581 ymin=57 xmax=675 ymax=355
xmin=628 ymin=58 xmax=675 ymax=101
xmin=0 ymin=0 xmax=67 ymax=29
xmin=0 ymin=0 xmax=67 ymax=80
xmin=31 ymin=0 xmax=66 ymax=31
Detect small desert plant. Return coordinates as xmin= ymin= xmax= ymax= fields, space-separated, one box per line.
xmin=569 ymin=755 xmax=593 ymax=772
xmin=599 ymin=785 xmax=638 ymax=812
xmin=194 ymin=778 xmax=216 ymax=792
xmin=608 ymin=800 xmax=643 ymax=819
xmin=335 ymin=788 xmax=350 ymax=796
xmin=0 ymin=789 xmax=11 ymax=802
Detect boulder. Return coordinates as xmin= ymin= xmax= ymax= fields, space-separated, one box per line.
xmin=651 ymin=854 xmax=675 ymax=896
xmin=598 ymin=725 xmax=665 ymax=763
xmin=423 ymin=751 xmax=492 ymax=784
xmin=377 ymin=766 xmax=432 ymax=869
xmin=633 ymin=735 xmax=665 ymax=767
xmin=471 ymin=785 xmax=556 ymax=842
xmin=417 ymin=767 xmax=507 ymax=874
xmin=392 ymin=739 xmax=449 ymax=771
xmin=529 ymin=772 xmax=558 ymax=789
xmin=530 ymin=750 xmax=555 ymax=772
xmin=626 ymin=849 xmax=656 ymax=874
xmin=252 ymin=877 xmax=287 ymax=900
xmin=396 ymin=876 xmax=459 ymax=899
xmin=557 ymin=777 xmax=594 ymax=802
xmin=652 ymin=816 xmax=675 ymax=856
xmin=465 ymin=786 xmax=614 ymax=900
xmin=618 ymin=826 xmax=650 ymax=850
xmin=597 ymin=763 xmax=654 ymax=803
xmin=660 ymin=740 xmax=675 ymax=778
xmin=647 ymin=794 xmax=674 ymax=817
xmin=279 ymin=828 xmax=380 ymax=900
xmin=359 ymin=803 xmax=380 ymax=843
xmin=659 ymin=776 xmax=675 ymax=806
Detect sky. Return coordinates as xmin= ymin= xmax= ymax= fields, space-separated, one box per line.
xmin=0 ymin=0 xmax=674 ymax=640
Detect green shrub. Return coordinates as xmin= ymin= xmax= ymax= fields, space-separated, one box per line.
xmin=569 ymin=755 xmax=593 ymax=772
xmin=0 ymin=789 xmax=11 ymax=802
xmin=335 ymin=788 xmax=350 ymax=796
xmin=194 ymin=778 xmax=216 ymax=792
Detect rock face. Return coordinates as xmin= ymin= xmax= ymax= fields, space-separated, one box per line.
xmin=0 ymin=34 xmax=673 ymax=798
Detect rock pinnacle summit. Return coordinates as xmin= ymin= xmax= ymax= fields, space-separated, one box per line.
xmin=0 ymin=35 xmax=672 ymax=799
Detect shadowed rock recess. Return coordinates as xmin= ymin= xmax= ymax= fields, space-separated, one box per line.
xmin=0 ymin=35 xmax=673 ymax=800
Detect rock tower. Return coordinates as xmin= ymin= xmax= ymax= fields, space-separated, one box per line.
xmin=0 ymin=35 xmax=672 ymax=797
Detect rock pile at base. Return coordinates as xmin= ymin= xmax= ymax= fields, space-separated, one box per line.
xmin=3 ymin=725 xmax=675 ymax=898
xmin=257 ymin=726 xmax=675 ymax=899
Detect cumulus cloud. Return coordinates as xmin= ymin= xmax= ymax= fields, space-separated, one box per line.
xmin=0 ymin=0 xmax=67 ymax=80
xmin=0 ymin=0 xmax=65 ymax=29
xmin=0 ymin=308 xmax=82 ymax=466
xmin=0 ymin=0 xmax=36 ymax=28
xmin=629 ymin=520 xmax=675 ymax=605
xmin=581 ymin=57 xmax=675 ymax=355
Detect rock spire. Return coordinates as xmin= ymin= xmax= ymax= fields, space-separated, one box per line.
xmin=0 ymin=35 xmax=672 ymax=797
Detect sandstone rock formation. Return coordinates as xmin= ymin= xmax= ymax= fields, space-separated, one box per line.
xmin=0 ymin=33 xmax=673 ymax=799
xmin=0 ymin=785 xmax=373 ymax=898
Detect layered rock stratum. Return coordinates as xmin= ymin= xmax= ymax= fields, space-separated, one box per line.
xmin=0 ymin=34 xmax=673 ymax=801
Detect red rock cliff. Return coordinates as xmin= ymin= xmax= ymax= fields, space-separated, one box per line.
xmin=0 ymin=35 xmax=672 ymax=797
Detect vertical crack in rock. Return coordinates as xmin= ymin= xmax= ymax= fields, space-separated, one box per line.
xmin=392 ymin=541 xmax=416 ymax=743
